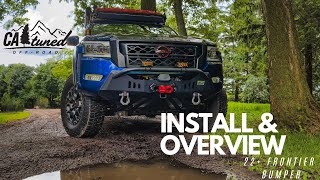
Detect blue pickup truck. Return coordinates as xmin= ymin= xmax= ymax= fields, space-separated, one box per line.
xmin=61 ymin=7 xmax=227 ymax=138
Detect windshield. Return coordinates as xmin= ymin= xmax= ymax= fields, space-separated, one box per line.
xmin=91 ymin=24 xmax=178 ymax=36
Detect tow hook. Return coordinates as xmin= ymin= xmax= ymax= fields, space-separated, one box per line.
xmin=119 ymin=91 xmax=130 ymax=105
xmin=192 ymin=92 xmax=202 ymax=105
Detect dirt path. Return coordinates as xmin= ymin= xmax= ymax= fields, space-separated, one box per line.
xmin=0 ymin=109 xmax=261 ymax=180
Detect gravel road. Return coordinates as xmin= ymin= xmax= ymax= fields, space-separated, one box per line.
xmin=0 ymin=109 xmax=261 ymax=180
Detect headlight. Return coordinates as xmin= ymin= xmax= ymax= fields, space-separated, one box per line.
xmin=83 ymin=41 xmax=111 ymax=57
xmin=207 ymin=46 xmax=220 ymax=61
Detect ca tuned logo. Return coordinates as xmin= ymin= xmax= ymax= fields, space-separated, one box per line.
xmin=3 ymin=20 xmax=72 ymax=49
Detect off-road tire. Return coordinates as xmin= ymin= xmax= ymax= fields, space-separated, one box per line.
xmin=61 ymin=75 xmax=106 ymax=138
xmin=205 ymin=89 xmax=228 ymax=131
xmin=217 ymin=89 xmax=228 ymax=116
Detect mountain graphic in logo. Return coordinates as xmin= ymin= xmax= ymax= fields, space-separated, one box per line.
xmin=11 ymin=26 xmax=24 ymax=32
xmin=3 ymin=20 xmax=72 ymax=49
xmin=30 ymin=20 xmax=66 ymax=38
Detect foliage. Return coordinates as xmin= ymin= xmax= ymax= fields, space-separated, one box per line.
xmin=294 ymin=0 xmax=320 ymax=52
xmin=30 ymin=49 xmax=73 ymax=108
xmin=2 ymin=64 xmax=34 ymax=98
xmin=141 ymin=0 xmax=156 ymax=11
xmin=0 ymin=111 xmax=30 ymax=124
xmin=221 ymin=0 xmax=267 ymax=101
xmin=18 ymin=79 xmax=37 ymax=108
xmin=0 ymin=0 xmax=38 ymax=29
xmin=0 ymin=93 xmax=24 ymax=112
xmin=51 ymin=49 xmax=73 ymax=81
xmin=50 ymin=49 xmax=73 ymax=98
xmin=158 ymin=0 xmax=211 ymax=37
xmin=32 ymin=61 xmax=63 ymax=108
xmin=160 ymin=0 xmax=268 ymax=102
xmin=0 ymin=65 xmax=7 ymax=102
xmin=0 ymin=49 xmax=72 ymax=111
xmin=52 ymin=59 xmax=72 ymax=81
xmin=0 ymin=64 xmax=35 ymax=111
xmin=241 ymin=75 xmax=269 ymax=103
xmin=35 ymin=97 xmax=49 ymax=109
xmin=293 ymin=0 xmax=320 ymax=100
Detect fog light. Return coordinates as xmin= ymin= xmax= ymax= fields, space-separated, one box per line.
xmin=197 ymin=81 xmax=205 ymax=86
xmin=85 ymin=74 xmax=103 ymax=81
xmin=176 ymin=62 xmax=188 ymax=68
xmin=211 ymin=77 xmax=220 ymax=83
xmin=142 ymin=61 xmax=153 ymax=67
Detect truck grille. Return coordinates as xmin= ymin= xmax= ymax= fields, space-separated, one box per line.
xmin=121 ymin=43 xmax=201 ymax=68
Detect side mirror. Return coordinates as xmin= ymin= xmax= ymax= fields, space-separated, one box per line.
xmin=67 ymin=36 xmax=79 ymax=46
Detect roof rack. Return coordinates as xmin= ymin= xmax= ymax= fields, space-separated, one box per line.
xmin=84 ymin=7 xmax=166 ymax=35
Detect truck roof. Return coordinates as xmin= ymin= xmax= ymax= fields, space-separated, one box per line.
xmin=86 ymin=7 xmax=166 ymax=27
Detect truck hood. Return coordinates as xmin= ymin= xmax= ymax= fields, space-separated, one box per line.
xmin=83 ymin=33 xmax=215 ymax=46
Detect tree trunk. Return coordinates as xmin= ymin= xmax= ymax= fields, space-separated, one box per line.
xmin=48 ymin=95 xmax=55 ymax=108
xmin=173 ymin=0 xmax=187 ymax=36
xmin=235 ymin=83 xmax=239 ymax=102
xmin=141 ymin=0 xmax=156 ymax=11
xmin=262 ymin=0 xmax=320 ymax=133
xmin=305 ymin=43 xmax=313 ymax=94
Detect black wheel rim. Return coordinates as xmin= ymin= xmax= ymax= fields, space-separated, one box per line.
xmin=65 ymin=86 xmax=83 ymax=126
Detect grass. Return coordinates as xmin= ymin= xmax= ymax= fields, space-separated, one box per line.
xmin=0 ymin=111 xmax=30 ymax=124
xmin=226 ymin=102 xmax=320 ymax=179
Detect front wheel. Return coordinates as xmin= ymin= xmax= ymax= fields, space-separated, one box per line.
xmin=61 ymin=75 xmax=106 ymax=138
xmin=205 ymin=89 xmax=228 ymax=130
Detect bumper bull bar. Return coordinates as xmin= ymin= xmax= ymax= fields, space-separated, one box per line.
xmin=97 ymin=68 xmax=223 ymax=114
xmin=100 ymin=68 xmax=219 ymax=94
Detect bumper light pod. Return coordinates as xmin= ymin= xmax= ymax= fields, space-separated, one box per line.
xmin=211 ymin=77 xmax=221 ymax=83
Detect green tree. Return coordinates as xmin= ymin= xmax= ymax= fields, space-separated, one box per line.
xmin=18 ymin=79 xmax=37 ymax=108
xmin=159 ymin=0 xmax=208 ymax=37
xmin=0 ymin=0 xmax=38 ymax=29
xmin=0 ymin=65 xmax=7 ymax=110
xmin=52 ymin=60 xmax=73 ymax=82
xmin=173 ymin=0 xmax=187 ymax=36
xmin=2 ymin=64 xmax=34 ymax=98
xmin=241 ymin=75 xmax=269 ymax=103
xmin=50 ymin=49 xmax=73 ymax=95
xmin=0 ymin=93 xmax=24 ymax=112
xmin=198 ymin=0 xmax=267 ymax=101
xmin=262 ymin=0 xmax=320 ymax=132
xmin=33 ymin=61 xmax=62 ymax=108
xmin=47 ymin=49 xmax=73 ymax=81
xmin=0 ymin=65 xmax=7 ymax=99
xmin=0 ymin=64 xmax=34 ymax=111
xmin=293 ymin=0 xmax=320 ymax=96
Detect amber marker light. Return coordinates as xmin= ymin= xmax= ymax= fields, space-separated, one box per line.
xmin=176 ymin=62 xmax=188 ymax=68
xmin=142 ymin=61 xmax=154 ymax=67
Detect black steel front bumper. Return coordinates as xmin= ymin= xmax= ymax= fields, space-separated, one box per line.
xmin=98 ymin=68 xmax=222 ymax=115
